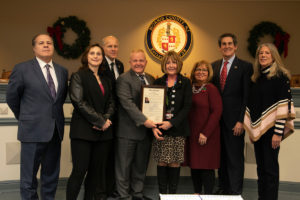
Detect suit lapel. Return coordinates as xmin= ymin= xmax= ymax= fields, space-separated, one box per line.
xmin=115 ymin=59 xmax=123 ymax=74
xmin=129 ymin=70 xmax=142 ymax=89
xmin=32 ymin=58 xmax=54 ymax=100
xmin=214 ymin=60 xmax=223 ymax=87
xmin=53 ymin=63 xmax=62 ymax=101
xmin=145 ymin=73 xmax=154 ymax=85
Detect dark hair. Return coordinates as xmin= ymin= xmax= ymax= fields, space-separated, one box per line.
xmin=32 ymin=33 xmax=52 ymax=46
xmin=79 ymin=44 xmax=105 ymax=70
xmin=218 ymin=33 xmax=237 ymax=47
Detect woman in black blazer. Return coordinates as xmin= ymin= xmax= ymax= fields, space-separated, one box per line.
xmin=152 ymin=51 xmax=192 ymax=194
xmin=66 ymin=44 xmax=115 ymax=200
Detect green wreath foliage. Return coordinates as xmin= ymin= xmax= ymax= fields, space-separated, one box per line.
xmin=52 ymin=16 xmax=90 ymax=59
xmin=247 ymin=21 xmax=285 ymax=58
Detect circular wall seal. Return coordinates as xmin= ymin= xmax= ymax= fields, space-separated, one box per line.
xmin=145 ymin=14 xmax=192 ymax=61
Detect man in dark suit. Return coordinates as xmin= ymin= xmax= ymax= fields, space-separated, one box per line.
xmin=115 ymin=49 xmax=156 ymax=200
xmin=101 ymin=35 xmax=124 ymax=87
xmin=99 ymin=35 xmax=124 ymax=197
xmin=6 ymin=33 xmax=68 ymax=200
xmin=211 ymin=33 xmax=253 ymax=195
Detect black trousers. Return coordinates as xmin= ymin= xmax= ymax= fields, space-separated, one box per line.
xmin=254 ymin=128 xmax=280 ymax=200
xmin=191 ymin=169 xmax=215 ymax=194
xmin=66 ymin=139 xmax=112 ymax=200
xmin=218 ymin=120 xmax=245 ymax=194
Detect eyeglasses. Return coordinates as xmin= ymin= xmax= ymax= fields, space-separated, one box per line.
xmin=195 ymin=68 xmax=208 ymax=72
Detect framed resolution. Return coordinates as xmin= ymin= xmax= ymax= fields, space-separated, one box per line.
xmin=141 ymin=85 xmax=166 ymax=123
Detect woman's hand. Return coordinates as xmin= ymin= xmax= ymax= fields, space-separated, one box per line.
xmin=232 ymin=122 xmax=244 ymax=136
xmin=158 ymin=121 xmax=172 ymax=130
xmin=102 ymin=119 xmax=112 ymax=131
xmin=272 ymin=134 xmax=282 ymax=149
xmin=152 ymin=127 xmax=164 ymax=141
xmin=92 ymin=119 xmax=112 ymax=131
xmin=198 ymin=133 xmax=207 ymax=145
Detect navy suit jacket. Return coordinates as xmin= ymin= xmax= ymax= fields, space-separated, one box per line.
xmin=6 ymin=58 xmax=68 ymax=142
xmin=212 ymin=57 xmax=253 ymax=130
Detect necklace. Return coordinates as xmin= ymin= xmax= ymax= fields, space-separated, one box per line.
xmin=192 ymin=84 xmax=206 ymax=94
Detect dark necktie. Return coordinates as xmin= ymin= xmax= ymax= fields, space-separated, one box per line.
xmin=220 ymin=61 xmax=228 ymax=91
xmin=110 ymin=62 xmax=116 ymax=80
xmin=138 ymin=74 xmax=146 ymax=85
xmin=45 ymin=64 xmax=56 ymax=99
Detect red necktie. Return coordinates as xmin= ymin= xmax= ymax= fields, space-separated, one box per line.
xmin=220 ymin=61 xmax=228 ymax=91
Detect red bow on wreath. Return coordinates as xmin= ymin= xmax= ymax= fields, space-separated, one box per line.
xmin=47 ymin=25 xmax=63 ymax=51
xmin=275 ymin=32 xmax=290 ymax=58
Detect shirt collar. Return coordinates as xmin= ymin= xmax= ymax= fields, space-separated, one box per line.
xmin=36 ymin=56 xmax=53 ymax=68
xmin=105 ymin=56 xmax=115 ymax=65
xmin=222 ymin=54 xmax=235 ymax=65
xmin=136 ymin=72 xmax=145 ymax=77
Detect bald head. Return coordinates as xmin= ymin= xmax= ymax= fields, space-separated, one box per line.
xmin=102 ymin=35 xmax=119 ymax=61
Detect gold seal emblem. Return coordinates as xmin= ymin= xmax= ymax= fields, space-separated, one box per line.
xmin=146 ymin=14 xmax=192 ymax=61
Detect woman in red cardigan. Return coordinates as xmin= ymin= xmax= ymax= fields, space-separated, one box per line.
xmin=185 ymin=60 xmax=222 ymax=194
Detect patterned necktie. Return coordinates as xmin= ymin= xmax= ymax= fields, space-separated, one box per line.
xmin=220 ymin=61 xmax=228 ymax=91
xmin=138 ymin=74 xmax=146 ymax=85
xmin=110 ymin=62 xmax=116 ymax=80
xmin=45 ymin=64 xmax=56 ymax=99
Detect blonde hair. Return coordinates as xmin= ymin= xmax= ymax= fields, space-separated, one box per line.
xmin=161 ymin=51 xmax=183 ymax=74
xmin=129 ymin=49 xmax=146 ymax=59
xmin=190 ymin=60 xmax=213 ymax=84
xmin=252 ymin=43 xmax=291 ymax=82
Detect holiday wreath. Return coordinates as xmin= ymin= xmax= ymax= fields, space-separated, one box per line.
xmin=247 ymin=21 xmax=290 ymax=58
xmin=47 ymin=16 xmax=91 ymax=59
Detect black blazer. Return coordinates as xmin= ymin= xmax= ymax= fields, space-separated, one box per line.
xmin=69 ymin=68 xmax=115 ymax=141
xmin=100 ymin=58 xmax=124 ymax=90
xmin=212 ymin=57 xmax=253 ymax=129
xmin=154 ymin=74 xmax=192 ymax=137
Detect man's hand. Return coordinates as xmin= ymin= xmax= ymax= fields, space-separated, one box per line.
xmin=232 ymin=122 xmax=244 ymax=136
xmin=144 ymin=119 xmax=157 ymax=128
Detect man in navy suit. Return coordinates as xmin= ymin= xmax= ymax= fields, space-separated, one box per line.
xmin=212 ymin=33 xmax=253 ymax=195
xmin=6 ymin=33 xmax=68 ymax=200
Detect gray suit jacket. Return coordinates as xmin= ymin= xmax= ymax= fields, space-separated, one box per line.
xmin=6 ymin=58 xmax=68 ymax=142
xmin=116 ymin=69 xmax=154 ymax=140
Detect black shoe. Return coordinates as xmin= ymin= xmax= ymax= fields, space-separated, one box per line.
xmin=214 ymin=189 xmax=227 ymax=195
xmin=108 ymin=192 xmax=119 ymax=198
xmin=132 ymin=196 xmax=152 ymax=200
